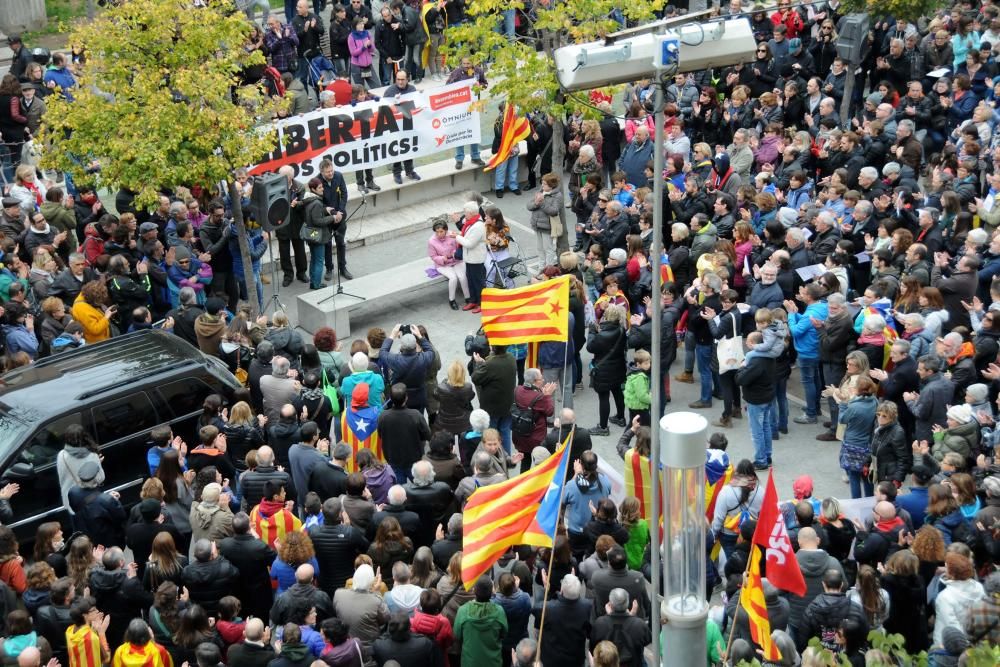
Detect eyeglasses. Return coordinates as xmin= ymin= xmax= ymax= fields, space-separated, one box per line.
xmin=757 ymin=49 xmax=767 ymax=54
xmin=598 ymin=198 xmax=609 ymax=203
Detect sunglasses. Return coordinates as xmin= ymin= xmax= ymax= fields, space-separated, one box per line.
xmin=599 ymin=198 xmax=609 ymax=203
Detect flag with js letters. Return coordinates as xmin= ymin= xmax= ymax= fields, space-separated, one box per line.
xmin=751 ymin=473 xmax=806 ymax=596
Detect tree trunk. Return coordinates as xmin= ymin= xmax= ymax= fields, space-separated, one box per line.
xmin=552 ymin=119 xmax=565 ymax=186
xmin=229 ymin=181 xmax=260 ymax=317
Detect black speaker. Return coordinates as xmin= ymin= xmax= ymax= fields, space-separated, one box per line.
xmin=250 ymin=173 xmax=291 ymax=231
xmin=836 ymin=13 xmax=870 ymax=64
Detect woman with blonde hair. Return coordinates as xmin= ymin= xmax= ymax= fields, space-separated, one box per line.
xmin=29 ymin=248 xmax=58 ymax=300
xmin=433 ymin=360 xmax=476 ymax=437
xmin=9 ymin=163 xmax=47 ymax=215
xmin=818 ymin=497 xmax=857 ymax=562
xmin=587 ymin=303 xmax=629 ymax=435
xmin=38 ymin=295 xmax=71 ymax=348
xmin=222 ymin=401 xmax=266 ymax=472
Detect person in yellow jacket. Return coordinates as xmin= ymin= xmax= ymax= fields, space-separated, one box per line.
xmin=71 ymin=280 xmax=114 ymax=343
xmin=112 ymin=618 xmax=173 ymax=667
xmin=65 ymin=596 xmax=110 ymax=667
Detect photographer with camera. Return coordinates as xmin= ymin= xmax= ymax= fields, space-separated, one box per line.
xmin=380 ymin=323 xmax=436 ymax=415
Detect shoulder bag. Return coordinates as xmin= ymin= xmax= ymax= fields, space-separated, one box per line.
xmin=716 ymin=312 xmax=744 ymax=373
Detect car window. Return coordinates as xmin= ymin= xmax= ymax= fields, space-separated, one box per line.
xmin=158 ymin=378 xmax=218 ymax=418
xmin=92 ymin=393 xmax=159 ymax=444
xmin=21 ymin=412 xmax=83 ymax=469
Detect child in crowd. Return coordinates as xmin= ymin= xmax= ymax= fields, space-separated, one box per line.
xmin=619 ymin=496 xmax=649 ymax=572
xmin=623 ymin=349 xmax=652 ymax=426
xmin=303 ymin=492 xmax=324 ymax=530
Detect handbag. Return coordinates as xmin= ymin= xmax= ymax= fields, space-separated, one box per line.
xmin=300 ymin=224 xmax=322 ymax=243
xmin=589 ymin=327 xmax=623 ymax=388
xmin=321 ymin=369 xmax=341 ymax=416
xmin=549 ymin=214 xmax=563 ymax=239
xmin=716 ymin=313 xmax=744 ymax=373
xmin=234 ymin=348 xmax=249 ymax=386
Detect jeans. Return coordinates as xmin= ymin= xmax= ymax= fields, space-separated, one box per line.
xmin=391 ymin=465 xmax=413 ymax=484
xmin=236 ymin=272 xmax=264 ymax=312
xmin=799 ymin=357 xmax=822 ymax=417
xmin=309 ymin=242 xmax=325 ymax=288
xmin=284 ymin=0 xmax=296 ymax=23
xmin=455 ymin=143 xmax=481 ymax=162
xmin=501 ymin=9 xmax=516 ymax=38
xmin=404 ymin=44 xmax=423 ymax=80
xmin=244 ymin=0 xmax=270 ymax=25
xmin=718 ymin=532 xmax=738 ymax=558
xmin=490 ymin=414 xmax=513 ymax=454
xmin=684 ymin=330 xmax=696 ymax=373
xmin=696 ymin=344 xmax=714 ymax=403
xmin=747 ymin=402 xmax=773 ymax=467
xmin=771 ymin=377 xmax=789 ymax=433
xmin=297 ymin=56 xmax=311 ymax=88
xmin=543 ymin=366 xmax=572 ymax=409
xmin=847 ymin=469 xmax=874 ymax=499
xmin=494 ymin=155 xmax=519 ymax=191
xmin=822 ymin=361 xmax=846 ymax=429
xmin=350 ymin=64 xmax=381 ymax=87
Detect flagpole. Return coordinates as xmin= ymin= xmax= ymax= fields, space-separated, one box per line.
xmin=534 ymin=426 xmax=574 ymax=658
xmin=724 ymin=552 xmax=755 ymax=657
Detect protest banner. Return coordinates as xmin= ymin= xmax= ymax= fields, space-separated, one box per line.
xmin=249 ymin=81 xmax=482 ymax=178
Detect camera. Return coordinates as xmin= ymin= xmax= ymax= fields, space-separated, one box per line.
xmin=400 ymin=324 xmax=412 ymax=336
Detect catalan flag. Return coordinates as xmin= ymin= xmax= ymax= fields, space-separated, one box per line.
xmin=250 ymin=500 xmax=302 ymax=549
xmin=481 ymin=275 xmax=570 ymax=345
xmin=740 ymin=546 xmax=781 ymax=662
xmin=112 ymin=641 xmax=173 ymax=667
xmin=660 ymin=251 xmax=674 ymax=284
xmin=484 ymin=103 xmax=531 ymax=171
xmin=66 ymin=624 xmax=104 ymax=667
xmin=525 ymin=341 xmax=539 ymax=369
xmin=462 ymin=433 xmax=571 ymax=587
xmin=342 ymin=383 xmax=383 ymax=471
xmin=624 ymin=448 xmax=654 ymax=520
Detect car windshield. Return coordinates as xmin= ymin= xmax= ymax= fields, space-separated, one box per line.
xmin=0 ymin=408 xmax=31 ymax=462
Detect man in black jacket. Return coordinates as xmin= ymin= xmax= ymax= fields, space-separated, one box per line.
xmin=799 ymin=568 xmax=868 ymax=652
xmin=533 ymin=574 xmax=592 ymax=667
xmin=46 ymin=254 xmax=99 ymax=309
xmin=544 ymin=409 xmax=594 ymax=484
xmin=377 ymin=382 xmax=432 ymax=483
xmin=369 ymin=484 xmax=422 ymax=542
xmin=181 ymin=538 xmax=239 ymax=616
xmin=318 ymin=159 xmax=350 ymax=282
xmin=309 ymin=443 xmax=351 ymax=499
xmin=374 ymin=612 xmax=439 ymax=666
xmin=737 ymin=331 xmax=777 ymax=470
xmin=34 ymin=578 xmax=74 ymax=665
xmin=589 ymin=547 xmax=650 ymax=621
xmin=686 ymin=272 xmax=723 ymax=409
xmin=225 ymin=618 xmax=276 ymax=667
xmin=219 ymin=512 xmax=276 ymax=621
xmin=88 ymin=548 xmax=149 ymax=649
xmin=248 ymin=341 xmax=275 ymax=414
xmin=404 ymin=460 xmax=456 ymax=548
xmin=380 ymin=325 xmax=436 ymax=412
xmin=309 ymin=497 xmax=369 ymax=596
xmin=68 ymin=462 xmax=127 ymax=549
xmin=125 ymin=499 xmax=182 ymax=582
xmin=165 ymin=286 xmax=204 ymax=348
xmin=590 ymin=588 xmax=651 ymax=667
xmin=198 ymin=201 xmax=235 ymax=310
xmin=238 ymin=445 xmax=293 ymax=512
xmin=816 ymin=293 xmax=855 ymax=441
xmin=291 ymin=0 xmax=324 ymax=87
xmin=871 ymin=340 xmax=920 ymax=442
xmin=270 ymin=563 xmax=334 ymax=626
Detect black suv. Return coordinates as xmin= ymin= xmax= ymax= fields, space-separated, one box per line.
xmin=0 ymin=329 xmax=241 ymax=547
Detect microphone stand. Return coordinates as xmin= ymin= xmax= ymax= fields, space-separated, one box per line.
xmin=318 ymin=194 xmax=368 ymax=305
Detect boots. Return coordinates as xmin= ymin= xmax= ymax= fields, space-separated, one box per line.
xmin=712 ymin=416 xmax=732 ymax=428
xmin=675 ymin=371 xmax=694 ymax=383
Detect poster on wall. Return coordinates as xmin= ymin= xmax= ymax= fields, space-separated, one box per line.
xmin=249 ymin=81 xmax=482 ymax=177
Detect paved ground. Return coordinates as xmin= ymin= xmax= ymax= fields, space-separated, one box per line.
xmin=275 ymin=195 xmax=851 ymax=504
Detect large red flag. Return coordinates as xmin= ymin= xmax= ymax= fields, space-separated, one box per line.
xmin=750 ymin=474 xmax=806 ymax=596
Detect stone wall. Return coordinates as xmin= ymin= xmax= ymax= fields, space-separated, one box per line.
xmin=0 ymin=0 xmax=47 ymax=34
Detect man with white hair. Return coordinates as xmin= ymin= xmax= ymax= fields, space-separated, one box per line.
xmin=380 ymin=323 xmax=436 ymax=413
xmin=276 ymin=164 xmax=308 ymax=286
xmin=512 ymin=368 xmax=557 ymax=470
xmin=454 ymin=200 xmax=487 ymax=312
xmin=590 ymin=587 xmax=651 ymax=667
xmin=259 ymin=356 xmax=300 ymax=423
xmin=333 ymin=564 xmax=391 ymax=648
xmin=533 ymin=573 xmax=593 ymax=667
xmin=369 ymin=484 xmax=421 ymax=543
xmin=894 ymin=118 xmax=922 ymax=172
xmin=940 ymin=331 xmax=977 ymax=402
xmin=810 ymin=211 xmax=841 ymax=264
xmin=340 ymin=350 xmax=386 ymax=407
xmin=404 ymin=459 xmax=455 ymax=548
xmin=544 ymin=408 xmax=593 ymax=483
xmin=932 ymin=252 xmax=979 ymax=330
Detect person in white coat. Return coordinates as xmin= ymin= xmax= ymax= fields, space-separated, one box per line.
xmin=932 ymin=552 xmax=985 ymax=647
xmin=452 ymin=201 xmax=487 ymax=313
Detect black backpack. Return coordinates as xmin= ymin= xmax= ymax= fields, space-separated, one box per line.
xmin=606 ymin=616 xmax=635 ymax=666
xmin=510 ymin=388 xmax=543 ymax=437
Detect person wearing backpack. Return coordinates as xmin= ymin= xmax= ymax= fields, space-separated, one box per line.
xmin=511 ymin=369 xmax=557 ymax=473
xmin=710 ymin=459 xmax=763 ymax=558
xmin=589 ymin=587 xmax=650 ymax=667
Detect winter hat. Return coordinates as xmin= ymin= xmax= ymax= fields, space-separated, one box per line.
xmin=608 ymin=248 xmax=627 ymax=263
xmin=139 ymin=222 xmax=159 ymax=235
xmin=531 ymin=446 xmax=550 ymax=468
xmin=173 ymin=245 xmax=192 ymax=261
xmin=882 ymin=162 xmax=901 ymax=176
xmin=912 ymin=464 xmax=935 ymax=484
xmin=351 ymin=383 xmax=370 ymax=410
xmin=946 ymin=404 xmax=973 ymax=424
xmin=788 ymin=37 xmax=802 ymax=52
xmin=201 ymin=482 xmax=222 ymax=505
xmin=78 ymin=461 xmax=101 ymax=483
xmin=713 ymin=152 xmax=731 ymax=175
xmin=866 ymin=92 xmax=884 ymax=106
xmin=941 ymin=627 xmax=970 ymax=656
xmin=399 ymin=333 xmax=417 ymax=351
xmin=966 ymin=383 xmax=989 ymax=403
xmin=777 ymin=207 xmax=798 ymax=227
xmin=139 ymin=498 xmax=161 ymax=521
xmin=792 ymin=475 xmax=813 ymax=500
xmin=1 ymin=197 xmax=20 ymax=208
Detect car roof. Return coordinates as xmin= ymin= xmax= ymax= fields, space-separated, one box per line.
xmin=0 ymin=329 xmax=215 ymax=420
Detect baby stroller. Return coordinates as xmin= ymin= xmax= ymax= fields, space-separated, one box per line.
xmin=486 ymin=236 xmax=530 ymax=288
xmin=308 ymin=53 xmax=338 ymax=93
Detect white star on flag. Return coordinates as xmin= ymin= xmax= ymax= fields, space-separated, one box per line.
xmin=355 ymin=417 xmax=369 ymax=434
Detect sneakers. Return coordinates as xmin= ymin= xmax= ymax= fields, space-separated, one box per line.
xmin=675 ymin=371 xmax=694 ymax=383
xmin=688 ymin=400 xmax=712 ymax=409
xmin=712 ymin=416 xmax=733 ymax=428
xmin=816 ymin=432 xmax=839 ymax=441
xmin=588 ymin=426 xmax=610 ymax=436
xmin=608 ymin=416 xmax=626 ymax=427
xmin=793 ymin=414 xmax=818 ymax=424
xmin=455 ymin=161 xmax=463 ymax=170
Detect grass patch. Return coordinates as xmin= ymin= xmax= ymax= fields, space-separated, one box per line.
xmin=23 ymin=0 xmax=90 ymax=41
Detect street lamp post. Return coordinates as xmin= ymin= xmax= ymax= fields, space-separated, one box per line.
xmin=659 ymin=411 xmax=709 ymax=665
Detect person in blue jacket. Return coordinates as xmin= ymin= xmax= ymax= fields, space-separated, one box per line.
xmin=785 ymin=282 xmax=828 ymax=424
xmin=563 ymin=450 xmax=612 ymax=559
xmin=1 ymin=301 xmax=38 ymax=359
xmin=228 ymin=222 xmax=269 ymax=312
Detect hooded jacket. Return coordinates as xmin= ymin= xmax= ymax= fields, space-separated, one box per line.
xmin=563 ymin=473 xmax=612 ymax=534
xmin=933 ymin=418 xmax=979 ymax=462
xmin=56 ymin=445 xmax=104 ymax=511
xmin=193 ymin=312 xmax=226 ymax=356
xmin=453 ymin=599 xmax=508 ymax=665
xmin=188 ymin=501 xmax=233 ymax=558
xmin=787 ymin=549 xmax=844 ymax=625
xmin=800 ymin=592 xmax=867 ymax=651
xmin=340 ymin=368 xmax=386 ymax=408
xmin=933 ymin=577 xmax=986 ymax=646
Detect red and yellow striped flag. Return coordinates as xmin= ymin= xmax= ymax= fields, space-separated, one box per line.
xmin=462 ymin=435 xmax=570 ymax=587
xmin=249 ymin=503 xmax=302 ymax=549
xmin=481 ymin=275 xmax=570 ymax=345
xmin=484 ymin=103 xmax=531 ymax=171
xmin=740 ymin=547 xmax=781 ymax=662
xmin=525 ymin=341 xmax=539 ymax=369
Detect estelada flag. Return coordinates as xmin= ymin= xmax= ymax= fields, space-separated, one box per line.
xmin=112 ymin=641 xmax=173 ymax=667
xmin=480 ymin=275 xmax=570 ymax=345
xmin=740 ymin=546 xmax=782 ymax=662
xmin=462 ymin=433 xmax=571 ymax=587
xmin=484 ymin=103 xmax=530 ymax=171
xmin=341 ymin=382 xmax=382 ymax=472
xmin=751 ymin=473 xmax=806 ymax=596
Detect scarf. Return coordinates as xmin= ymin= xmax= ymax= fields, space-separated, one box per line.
xmin=301 ymin=386 xmax=324 ymax=402
xmin=874 ymin=516 xmax=905 ymax=533
xmin=902 ymin=327 xmax=924 ymax=340
xmin=351 ymin=29 xmax=368 ymax=41
xmin=710 ymin=166 xmax=733 ymax=191
xmin=948 ymin=341 xmax=975 ymax=364
xmin=858 ymin=332 xmax=885 ymax=346
xmin=460 ymin=213 xmax=480 ymax=236
xmin=24 ymin=181 xmax=42 ymax=207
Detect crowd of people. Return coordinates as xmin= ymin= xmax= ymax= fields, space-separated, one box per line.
xmin=0 ymin=0 xmax=1000 ymax=666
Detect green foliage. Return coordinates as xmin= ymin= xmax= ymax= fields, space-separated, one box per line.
xmin=39 ymin=0 xmax=282 ymax=208
xmin=838 ymin=0 xmax=950 ymax=23
xmin=444 ymin=0 xmax=664 ymax=120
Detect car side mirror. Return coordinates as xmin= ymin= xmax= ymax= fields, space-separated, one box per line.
xmin=2 ymin=462 xmax=34 ymax=482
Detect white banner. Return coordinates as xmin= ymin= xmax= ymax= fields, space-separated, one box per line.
xmin=249 ymin=81 xmax=482 ymax=178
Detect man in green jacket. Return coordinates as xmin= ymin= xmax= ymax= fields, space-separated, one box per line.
xmin=454 ymin=576 xmax=507 ymax=666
